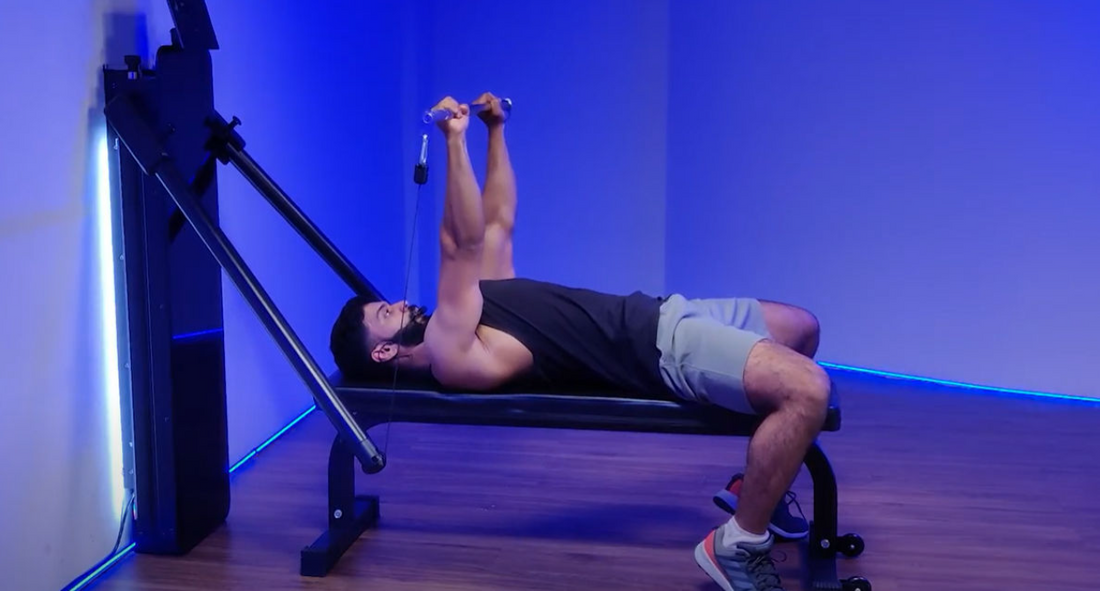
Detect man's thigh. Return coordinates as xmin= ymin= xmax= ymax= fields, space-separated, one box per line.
xmin=658 ymin=308 xmax=768 ymax=415
xmin=688 ymin=297 xmax=773 ymax=338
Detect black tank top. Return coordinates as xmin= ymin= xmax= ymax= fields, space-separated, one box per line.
xmin=478 ymin=278 xmax=668 ymax=396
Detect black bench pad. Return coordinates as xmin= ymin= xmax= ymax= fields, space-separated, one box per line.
xmin=333 ymin=376 xmax=841 ymax=435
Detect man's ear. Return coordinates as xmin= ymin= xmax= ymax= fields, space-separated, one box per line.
xmin=371 ymin=341 xmax=398 ymax=363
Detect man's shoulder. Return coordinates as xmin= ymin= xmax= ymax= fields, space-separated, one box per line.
xmin=427 ymin=345 xmax=506 ymax=392
xmin=426 ymin=324 xmax=533 ymax=391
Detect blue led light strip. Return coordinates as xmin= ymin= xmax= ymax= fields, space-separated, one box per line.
xmin=60 ymin=543 xmax=135 ymax=591
xmin=229 ymin=406 xmax=317 ymax=473
xmin=821 ymin=362 xmax=1098 ymax=404
xmin=172 ymin=327 xmax=225 ymax=341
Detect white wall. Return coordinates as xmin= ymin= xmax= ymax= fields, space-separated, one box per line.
xmin=0 ymin=1 xmax=157 ymax=589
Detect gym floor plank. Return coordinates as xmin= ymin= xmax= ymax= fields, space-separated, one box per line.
xmin=92 ymin=372 xmax=1100 ymax=591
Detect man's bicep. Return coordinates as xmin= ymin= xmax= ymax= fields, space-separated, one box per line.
xmin=435 ymin=239 xmax=484 ymax=342
xmin=430 ymin=259 xmax=512 ymax=390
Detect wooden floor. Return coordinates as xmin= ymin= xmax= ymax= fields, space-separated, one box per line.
xmin=93 ymin=371 xmax=1100 ymax=591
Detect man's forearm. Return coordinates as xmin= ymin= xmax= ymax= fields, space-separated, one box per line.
xmin=482 ymin=126 xmax=516 ymax=229
xmin=443 ymin=136 xmax=485 ymax=249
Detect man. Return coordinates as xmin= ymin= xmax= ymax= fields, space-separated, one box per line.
xmin=330 ymin=93 xmax=830 ymax=591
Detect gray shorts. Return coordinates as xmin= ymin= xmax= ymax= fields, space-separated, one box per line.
xmin=655 ymin=294 xmax=772 ymax=415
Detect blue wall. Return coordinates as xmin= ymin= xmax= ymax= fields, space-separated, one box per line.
xmin=203 ymin=1 xmax=411 ymax=460
xmin=666 ymin=0 xmax=1100 ymax=397
xmin=411 ymin=0 xmax=670 ymax=307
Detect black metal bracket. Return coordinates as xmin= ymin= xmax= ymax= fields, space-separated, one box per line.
xmin=166 ymin=0 xmax=219 ymax=51
xmin=166 ymin=154 xmax=217 ymax=242
xmin=300 ymin=434 xmax=382 ymax=576
xmin=203 ymin=112 xmax=246 ymax=163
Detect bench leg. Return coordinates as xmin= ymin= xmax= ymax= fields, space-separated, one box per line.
xmin=803 ymin=441 xmax=841 ymax=589
xmin=801 ymin=441 xmax=869 ymax=591
xmin=300 ymin=434 xmax=380 ymax=577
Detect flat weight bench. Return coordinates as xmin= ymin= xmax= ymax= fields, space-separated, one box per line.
xmin=301 ymin=376 xmax=870 ymax=591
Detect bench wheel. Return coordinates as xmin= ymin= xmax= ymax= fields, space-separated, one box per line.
xmin=843 ymin=576 xmax=872 ymax=591
xmin=838 ymin=533 xmax=865 ymax=557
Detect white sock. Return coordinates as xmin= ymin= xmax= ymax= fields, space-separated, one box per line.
xmin=720 ymin=516 xmax=770 ymax=548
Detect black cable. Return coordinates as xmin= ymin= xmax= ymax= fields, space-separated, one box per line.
xmin=382 ymin=150 xmax=429 ymax=458
xmin=111 ymin=491 xmax=136 ymax=555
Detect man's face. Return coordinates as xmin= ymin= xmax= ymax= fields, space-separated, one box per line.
xmin=362 ymin=300 xmax=429 ymax=361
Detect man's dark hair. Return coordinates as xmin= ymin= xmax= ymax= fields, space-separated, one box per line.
xmin=330 ymin=295 xmax=392 ymax=382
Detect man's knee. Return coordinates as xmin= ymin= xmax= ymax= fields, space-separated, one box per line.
xmin=797 ymin=362 xmax=831 ymax=417
xmin=761 ymin=301 xmax=821 ymax=355
xmin=744 ymin=340 xmax=830 ymax=419
xmin=802 ymin=308 xmax=821 ymax=343
xmin=790 ymin=305 xmax=821 ymax=353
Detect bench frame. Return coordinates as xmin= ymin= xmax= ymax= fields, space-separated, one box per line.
xmin=301 ymin=387 xmax=858 ymax=591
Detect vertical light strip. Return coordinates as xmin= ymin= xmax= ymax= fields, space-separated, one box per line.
xmin=97 ymin=130 xmax=125 ymax=516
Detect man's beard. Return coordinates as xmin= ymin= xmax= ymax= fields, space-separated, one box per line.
xmin=392 ymin=306 xmax=430 ymax=347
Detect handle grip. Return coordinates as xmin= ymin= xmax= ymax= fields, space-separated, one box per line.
xmin=422 ymin=98 xmax=513 ymax=124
